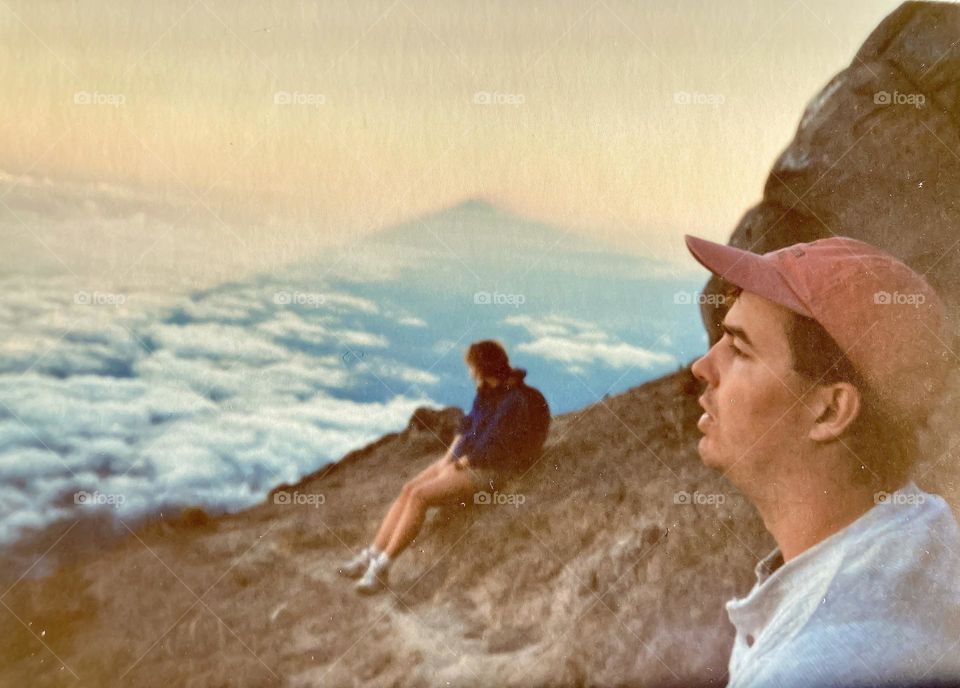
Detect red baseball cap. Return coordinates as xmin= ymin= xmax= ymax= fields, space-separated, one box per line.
xmin=684 ymin=234 xmax=952 ymax=423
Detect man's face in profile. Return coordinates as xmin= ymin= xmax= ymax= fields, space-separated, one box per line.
xmin=691 ymin=290 xmax=812 ymax=486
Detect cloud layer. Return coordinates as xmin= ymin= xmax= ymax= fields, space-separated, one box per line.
xmin=505 ymin=314 xmax=676 ymax=375
xmin=0 ymin=272 xmax=438 ymax=547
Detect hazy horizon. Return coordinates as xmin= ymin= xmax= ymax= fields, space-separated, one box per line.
xmin=1 ymin=0 xmax=904 ymax=287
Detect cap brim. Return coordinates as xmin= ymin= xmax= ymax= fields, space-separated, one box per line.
xmin=684 ymin=234 xmax=812 ymax=317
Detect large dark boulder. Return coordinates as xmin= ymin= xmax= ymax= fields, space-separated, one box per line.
xmin=699 ymin=1 xmax=960 ymax=345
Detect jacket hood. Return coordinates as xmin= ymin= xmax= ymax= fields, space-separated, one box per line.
xmin=476 ymin=367 xmax=527 ymax=393
xmin=505 ymin=367 xmax=527 ymax=388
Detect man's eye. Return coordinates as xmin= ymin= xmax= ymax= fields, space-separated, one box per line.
xmin=725 ymin=335 xmax=745 ymax=358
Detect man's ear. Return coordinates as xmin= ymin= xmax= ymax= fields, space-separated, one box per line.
xmin=808 ymin=381 xmax=861 ymax=442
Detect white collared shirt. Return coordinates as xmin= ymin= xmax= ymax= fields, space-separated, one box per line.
xmin=725 ymin=480 xmax=960 ymax=688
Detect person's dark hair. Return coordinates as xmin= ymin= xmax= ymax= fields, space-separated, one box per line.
xmin=723 ymin=284 xmax=918 ymax=488
xmin=465 ymin=340 xmax=512 ymax=382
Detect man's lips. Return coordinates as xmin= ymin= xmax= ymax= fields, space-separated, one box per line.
xmin=697 ymin=395 xmax=716 ymax=419
xmin=697 ymin=395 xmax=716 ymax=431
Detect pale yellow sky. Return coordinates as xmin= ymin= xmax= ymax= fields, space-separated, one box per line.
xmin=0 ymin=0 xmax=906 ymax=285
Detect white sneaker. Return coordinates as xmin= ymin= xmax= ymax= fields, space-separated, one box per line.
xmin=354 ymin=554 xmax=390 ymax=595
xmin=337 ymin=547 xmax=375 ymax=579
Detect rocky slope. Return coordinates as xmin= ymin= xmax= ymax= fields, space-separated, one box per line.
xmin=1 ymin=367 xmax=762 ymax=687
xmin=3 ymin=356 xmax=958 ymax=687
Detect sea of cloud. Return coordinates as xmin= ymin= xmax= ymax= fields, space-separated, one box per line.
xmin=0 ymin=271 xmax=439 ymax=548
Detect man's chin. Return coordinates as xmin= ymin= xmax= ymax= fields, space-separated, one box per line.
xmin=696 ymin=436 xmax=726 ymax=471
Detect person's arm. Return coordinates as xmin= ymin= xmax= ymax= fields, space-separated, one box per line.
xmin=443 ymin=433 xmax=462 ymax=459
xmin=464 ymin=391 xmax=527 ymax=470
xmin=448 ymin=435 xmax=475 ymax=469
xmin=448 ymin=431 xmax=473 ymax=469
xmin=447 ymin=433 xmax=471 ymax=469
xmin=449 ymin=395 xmax=481 ymax=462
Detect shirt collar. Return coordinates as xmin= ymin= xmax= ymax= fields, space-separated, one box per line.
xmin=754 ymin=547 xmax=785 ymax=585
xmin=726 ymin=480 xmax=922 ymax=630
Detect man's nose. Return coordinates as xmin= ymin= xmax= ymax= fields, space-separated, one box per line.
xmin=691 ymin=346 xmax=716 ymax=387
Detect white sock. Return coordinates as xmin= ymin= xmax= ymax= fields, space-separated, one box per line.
xmin=368 ymin=544 xmax=382 ymax=558
xmin=373 ymin=551 xmax=392 ymax=570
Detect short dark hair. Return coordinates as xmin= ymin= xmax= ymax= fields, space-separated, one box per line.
xmin=726 ymin=284 xmax=918 ymax=488
xmin=465 ymin=340 xmax=511 ymax=381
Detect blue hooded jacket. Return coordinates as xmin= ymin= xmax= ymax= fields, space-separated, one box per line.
xmin=449 ymin=367 xmax=550 ymax=472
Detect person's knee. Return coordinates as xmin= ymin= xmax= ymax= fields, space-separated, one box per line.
xmin=414 ymin=458 xmax=444 ymax=482
xmin=400 ymin=479 xmax=419 ymax=498
xmin=406 ymin=487 xmax=430 ymax=511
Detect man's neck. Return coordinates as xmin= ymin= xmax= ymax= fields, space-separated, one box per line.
xmin=749 ymin=478 xmax=890 ymax=563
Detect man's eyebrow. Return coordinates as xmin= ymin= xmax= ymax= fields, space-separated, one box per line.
xmin=721 ymin=322 xmax=754 ymax=349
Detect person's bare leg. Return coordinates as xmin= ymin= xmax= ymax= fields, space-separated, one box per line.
xmin=384 ymin=461 xmax=475 ymax=558
xmin=371 ymin=455 xmax=449 ymax=551
xmin=372 ymin=489 xmax=412 ymax=551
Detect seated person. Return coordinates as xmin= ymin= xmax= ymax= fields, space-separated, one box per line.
xmin=337 ymin=339 xmax=550 ymax=595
